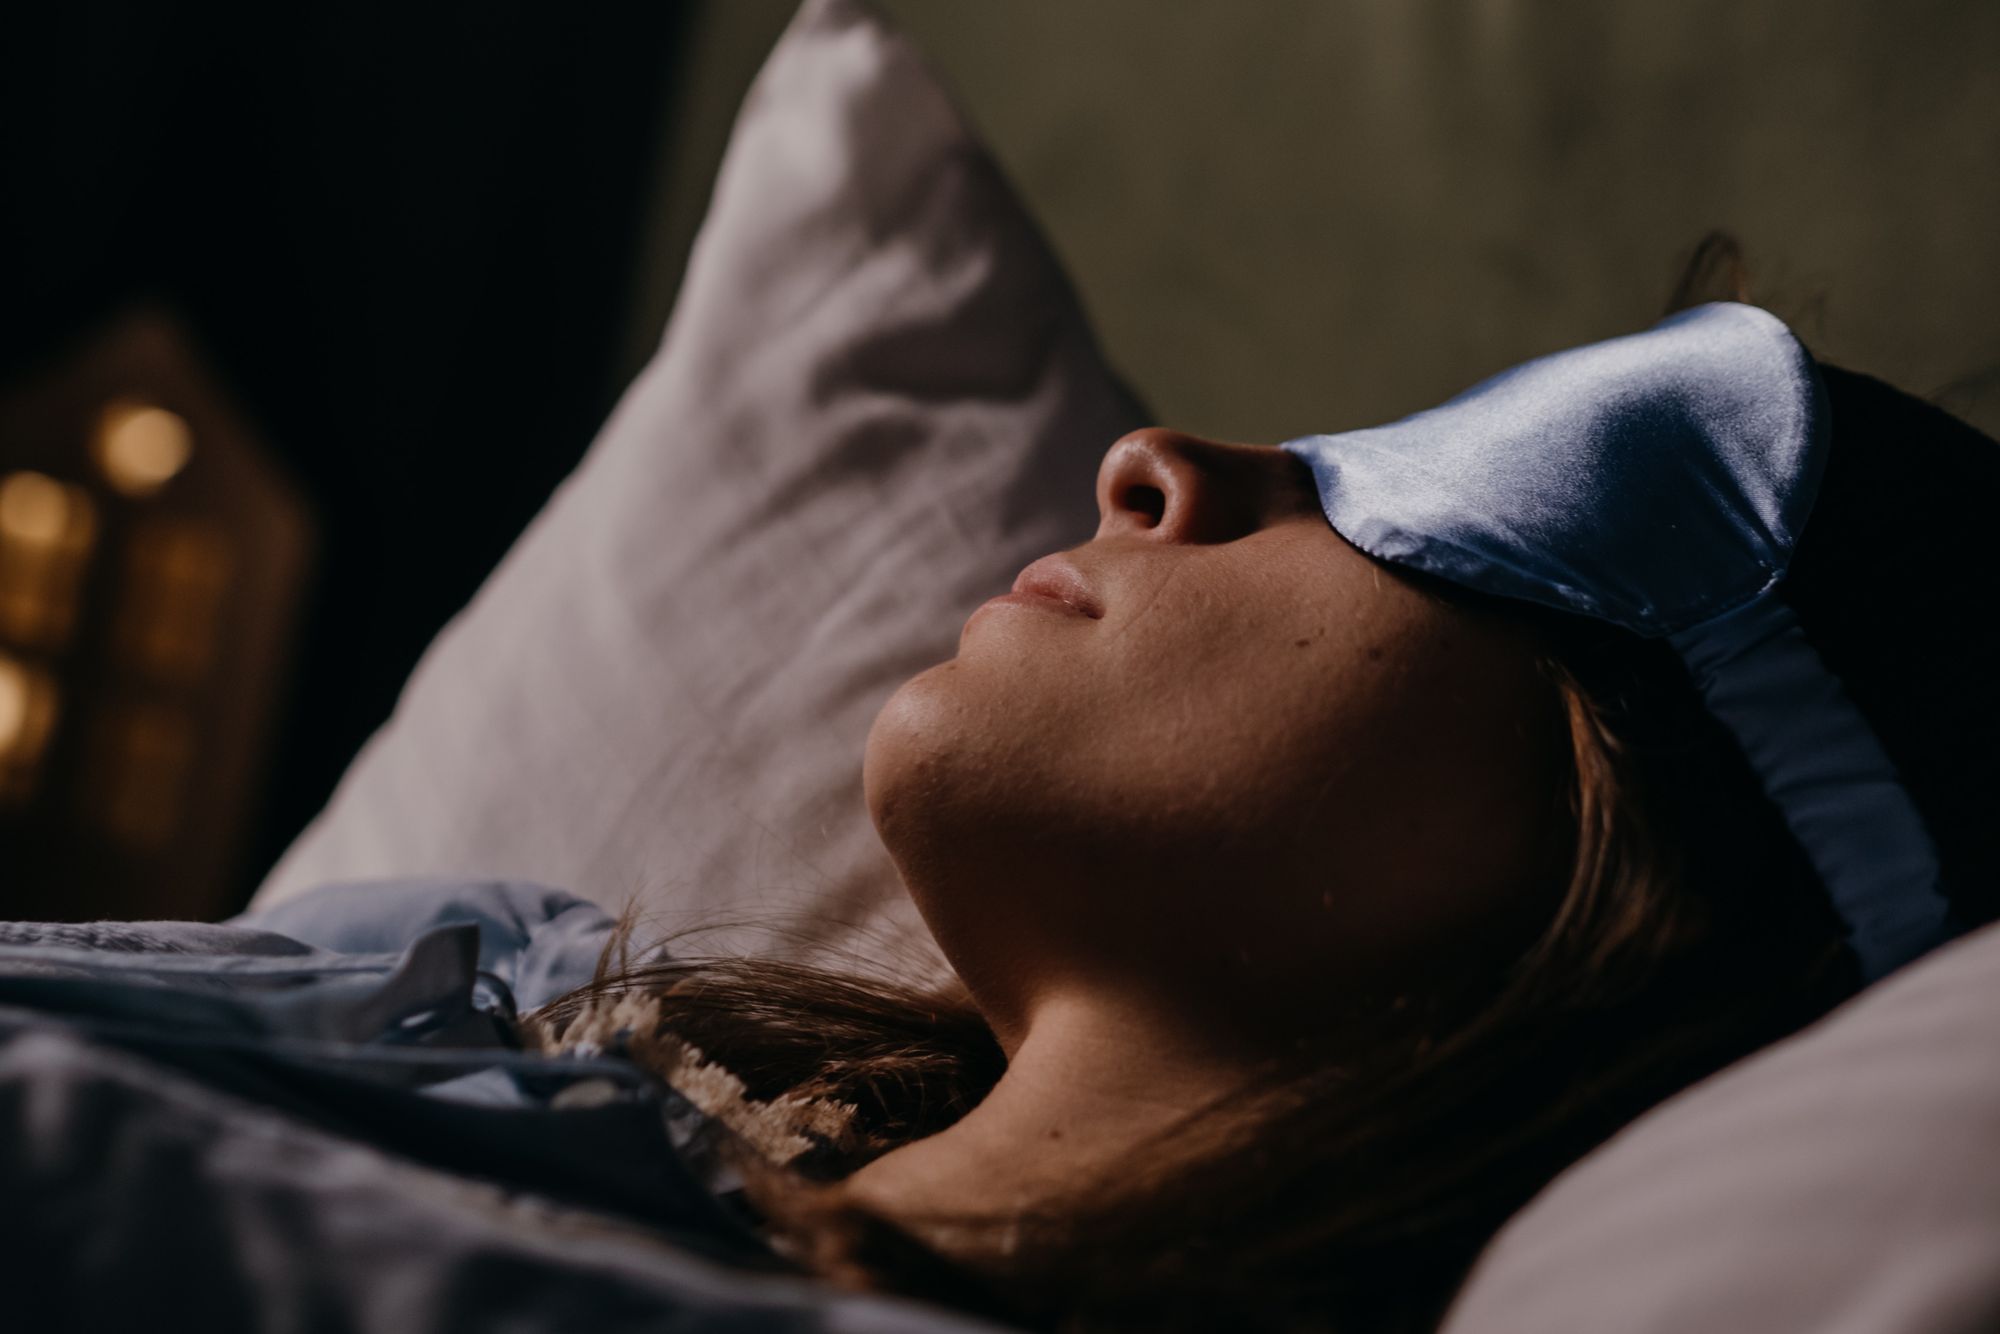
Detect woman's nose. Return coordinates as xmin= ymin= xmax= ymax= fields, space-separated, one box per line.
xmin=1094 ymin=427 xmax=1307 ymax=544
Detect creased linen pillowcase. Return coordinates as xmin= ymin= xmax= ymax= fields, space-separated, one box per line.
xmin=251 ymin=0 xmax=1148 ymax=971
xmin=1441 ymin=921 xmax=2000 ymax=1334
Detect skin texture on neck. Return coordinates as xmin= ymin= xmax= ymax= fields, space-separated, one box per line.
xmin=839 ymin=988 xmax=1260 ymax=1237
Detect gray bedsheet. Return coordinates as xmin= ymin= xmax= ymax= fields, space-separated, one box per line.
xmin=0 ymin=879 xmax=1008 ymax=1333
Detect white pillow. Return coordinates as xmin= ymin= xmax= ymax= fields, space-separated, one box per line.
xmin=1441 ymin=921 xmax=2000 ymax=1334
xmin=250 ymin=0 xmax=1148 ymax=973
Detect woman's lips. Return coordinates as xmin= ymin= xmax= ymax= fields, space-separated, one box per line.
xmin=1007 ymin=553 xmax=1104 ymax=618
xmin=964 ymin=554 xmax=1103 ymax=629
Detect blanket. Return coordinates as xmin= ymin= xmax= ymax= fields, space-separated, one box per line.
xmin=0 ymin=879 xmax=1003 ymax=1333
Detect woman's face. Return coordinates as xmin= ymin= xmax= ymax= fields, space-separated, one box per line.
xmin=864 ymin=429 xmax=1574 ymax=1058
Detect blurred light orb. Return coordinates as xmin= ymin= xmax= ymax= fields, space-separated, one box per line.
xmin=0 ymin=472 xmax=71 ymax=546
xmin=95 ymin=400 xmax=193 ymax=497
xmin=0 ymin=655 xmax=27 ymax=756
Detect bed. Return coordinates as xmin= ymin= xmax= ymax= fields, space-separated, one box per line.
xmin=12 ymin=1 xmax=2000 ymax=1329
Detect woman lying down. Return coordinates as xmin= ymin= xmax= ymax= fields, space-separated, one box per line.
xmin=3 ymin=264 xmax=1994 ymax=1334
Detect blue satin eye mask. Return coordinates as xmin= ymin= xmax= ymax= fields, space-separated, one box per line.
xmin=1280 ymin=302 xmax=1961 ymax=984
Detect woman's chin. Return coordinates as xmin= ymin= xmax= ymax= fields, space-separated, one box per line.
xmin=862 ymin=662 xmax=963 ymax=842
xmin=861 ymin=661 xmax=1044 ymax=887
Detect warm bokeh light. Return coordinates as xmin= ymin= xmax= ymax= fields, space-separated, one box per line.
xmin=0 ymin=471 xmax=72 ymax=546
xmin=0 ymin=650 xmax=59 ymax=801
xmin=0 ymin=655 xmax=26 ymax=756
xmin=94 ymin=400 xmax=194 ymax=497
xmin=0 ymin=472 xmax=97 ymax=650
xmin=0 ymin=310 xmax=315 ymax=919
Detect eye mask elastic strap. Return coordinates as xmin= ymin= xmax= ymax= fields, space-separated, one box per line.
xmin=1667 ymin=591 xmax=1959 ymax=982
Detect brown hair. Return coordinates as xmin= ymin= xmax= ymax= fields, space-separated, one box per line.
xmin=526 ymin=239 xmax=1863 ymax=1333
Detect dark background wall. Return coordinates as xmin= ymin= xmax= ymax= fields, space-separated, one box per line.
xmin=3 ymin=0 xmax=689 ymax=911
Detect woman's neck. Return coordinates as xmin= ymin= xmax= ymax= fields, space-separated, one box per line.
xmin=837 ymin=990 xmax=1255 ymax=1244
